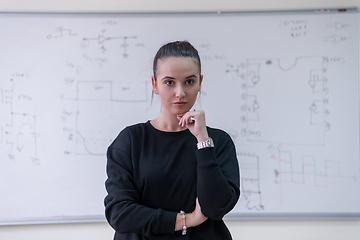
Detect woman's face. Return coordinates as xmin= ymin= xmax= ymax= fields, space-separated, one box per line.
xmin=152 ymin=57 xmax=203 ymax=116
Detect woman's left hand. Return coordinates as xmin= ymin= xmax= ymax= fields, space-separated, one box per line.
xmin=177 ymin=110 xmax=209 ymax=142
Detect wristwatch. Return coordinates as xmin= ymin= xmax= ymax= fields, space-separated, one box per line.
xmin=197 ymin=137 xmax=214 ymax=149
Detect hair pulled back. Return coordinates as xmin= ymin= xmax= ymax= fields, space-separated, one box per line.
xmin=153 ymin=41 xmax=201 ymax=80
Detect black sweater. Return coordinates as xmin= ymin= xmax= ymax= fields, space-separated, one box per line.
xmin=104 ymin=121 xmax=240 ymax=240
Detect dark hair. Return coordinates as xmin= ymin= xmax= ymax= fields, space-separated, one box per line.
xmin=152 ymin=41 xmax=201 ymax=80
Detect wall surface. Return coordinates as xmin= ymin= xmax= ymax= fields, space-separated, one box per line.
xmin=0 ymin=220 xmax=360 ymax=240
xmin=0 ymin=0 xmax=360 ymax=239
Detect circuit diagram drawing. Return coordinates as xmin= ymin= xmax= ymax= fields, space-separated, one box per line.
xmin=324 ymin=20 xmax=352 ymax=43
xmin=45 ymin=25 xmax=141 ymax=58
xmin=0 ymin=77 xmax=39 ymax=165
xmin=238 ymin=152 xmax=264 ymax=211
xmin=270 ymin=144 xmax=357 ymax=187
xmin=323 ymin=34 xmax=349 ymax=43
xmin=46 ymin=30 xmax=148 ymax=157
xmin=81 ymin=35 xmax=137 ymax=56
xmin=47 ymin=27 xmax=77 ymax=39
xmin=237 ymin=56 xmax=330 ymax=146
xmin=326 ymin=22 xmax=349 ymax=30
xmin=60 ymin=80 xmax=149 ymax=157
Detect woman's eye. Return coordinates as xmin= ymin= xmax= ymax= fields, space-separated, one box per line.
xmin=186 ymin=79 xmax=194 ymax=85
xmin=165 ymin=81 xmax=174 ymax=86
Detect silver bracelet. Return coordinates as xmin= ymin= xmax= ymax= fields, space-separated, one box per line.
xmin=180 ymin=210 xmax=187 ymax=235
xmin=197 ymin=137 xmax=214 ymax=150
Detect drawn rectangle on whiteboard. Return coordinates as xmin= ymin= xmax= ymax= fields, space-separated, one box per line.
xmin=77 ymin=81 xmax=111 ymax=101
xmin=111 ymin=82 xmax=147 ymax=102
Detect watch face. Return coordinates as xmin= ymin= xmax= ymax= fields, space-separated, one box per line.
xmin=208 ymin=138 xmax=214 ymax=147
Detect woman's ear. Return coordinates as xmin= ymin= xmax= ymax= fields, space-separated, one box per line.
xmin=199 ymin=74 xmax=204 ymax=87
xmin=151 ymin=76 xmax=159 ymax=95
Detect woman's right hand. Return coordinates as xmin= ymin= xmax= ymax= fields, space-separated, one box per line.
xmin=190 ymin=197 xmax=208 ymax=225
xmin=187 ymin=198 xmax=208 ymax=227
xmin=175 ymin=197 xmax=208 ymax=232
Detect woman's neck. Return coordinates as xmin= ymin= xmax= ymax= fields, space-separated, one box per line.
xmin=150 ymin=114 xmax=186 ymax=132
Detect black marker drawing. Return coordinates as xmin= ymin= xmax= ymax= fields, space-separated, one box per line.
xmin=0 ymin=78 xmax=40 ymax=164
xmin=278 ymin=19 xmax=308 ymax=38
xmin=60 ymin=80 xmax=149 ymax=156
xmin=238 ymin=152 xmax=264 ymax=211
xmin=228 ymin=56 xmax=330 ymax=146
xmin=47 ymin=27 xmax=77 ymax=39
xmin=324 ymin=34 xmax=348 ymax=43
xmin=271 ymin=144 xmax=356 ymax=187
xmin=81 ymin=35 xmax=137 ymax=56
xmin=326 ymin=22 xmax=349 ymax=29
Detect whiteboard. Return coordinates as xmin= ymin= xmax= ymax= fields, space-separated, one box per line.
xmin=0 ymin=10 xmax=359 ymax=225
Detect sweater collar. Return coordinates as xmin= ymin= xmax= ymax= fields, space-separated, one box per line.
xmin=145 ymin=120 xmax=192 ymax=138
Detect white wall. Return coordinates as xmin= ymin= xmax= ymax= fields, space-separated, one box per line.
xmin=1 ymin=220 xmax=360 ymax=240
xmin=0 ymin=0 xmax=360 ymax=239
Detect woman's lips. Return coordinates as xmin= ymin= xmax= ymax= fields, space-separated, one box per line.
xmin=174 ymin=101 xmax=187 ymax=106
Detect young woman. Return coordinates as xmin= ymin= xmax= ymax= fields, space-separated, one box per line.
xmin=104 ymin=41 xmax=240 ymax=240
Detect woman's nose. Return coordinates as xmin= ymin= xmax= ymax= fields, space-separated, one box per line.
xmin=175 ymin=85 xmax=185 ymax=98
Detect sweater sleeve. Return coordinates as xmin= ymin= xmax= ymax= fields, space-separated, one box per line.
xmin=104 ymin=129 xmax=177 ymax=237
xmin=196 ymin=130 xmax=240 ymax=220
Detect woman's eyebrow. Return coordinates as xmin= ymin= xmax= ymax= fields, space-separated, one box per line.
xmin=161 ymin=76 xmax=175 ymax=80
xmin=185 ymin=75 xmax=197 ymax=79
xmin=161 ymin=75 xmax=197 ymax=80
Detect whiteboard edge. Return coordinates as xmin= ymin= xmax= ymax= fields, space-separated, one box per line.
xmin=0 ymin=7 xmax=358 ymax=15
xmin=1 ymin=213 xmax=360 ymax=226
xmin=224 ymin=213 xmax=360 ymax=220
xmin=0 ymin=215 xmax=106 ymax=226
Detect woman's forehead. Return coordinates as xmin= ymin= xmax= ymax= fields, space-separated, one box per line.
xmin=156 ymin=57 xmax=200 ymax=75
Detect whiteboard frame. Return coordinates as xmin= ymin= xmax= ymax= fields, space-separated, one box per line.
xmin=1 ymin=212 xmax=360 ymax=226
xmin=0 ymin=8 xmax=359 ymax=225
xmin=0 ymin=7 xmax=359 ymax=15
